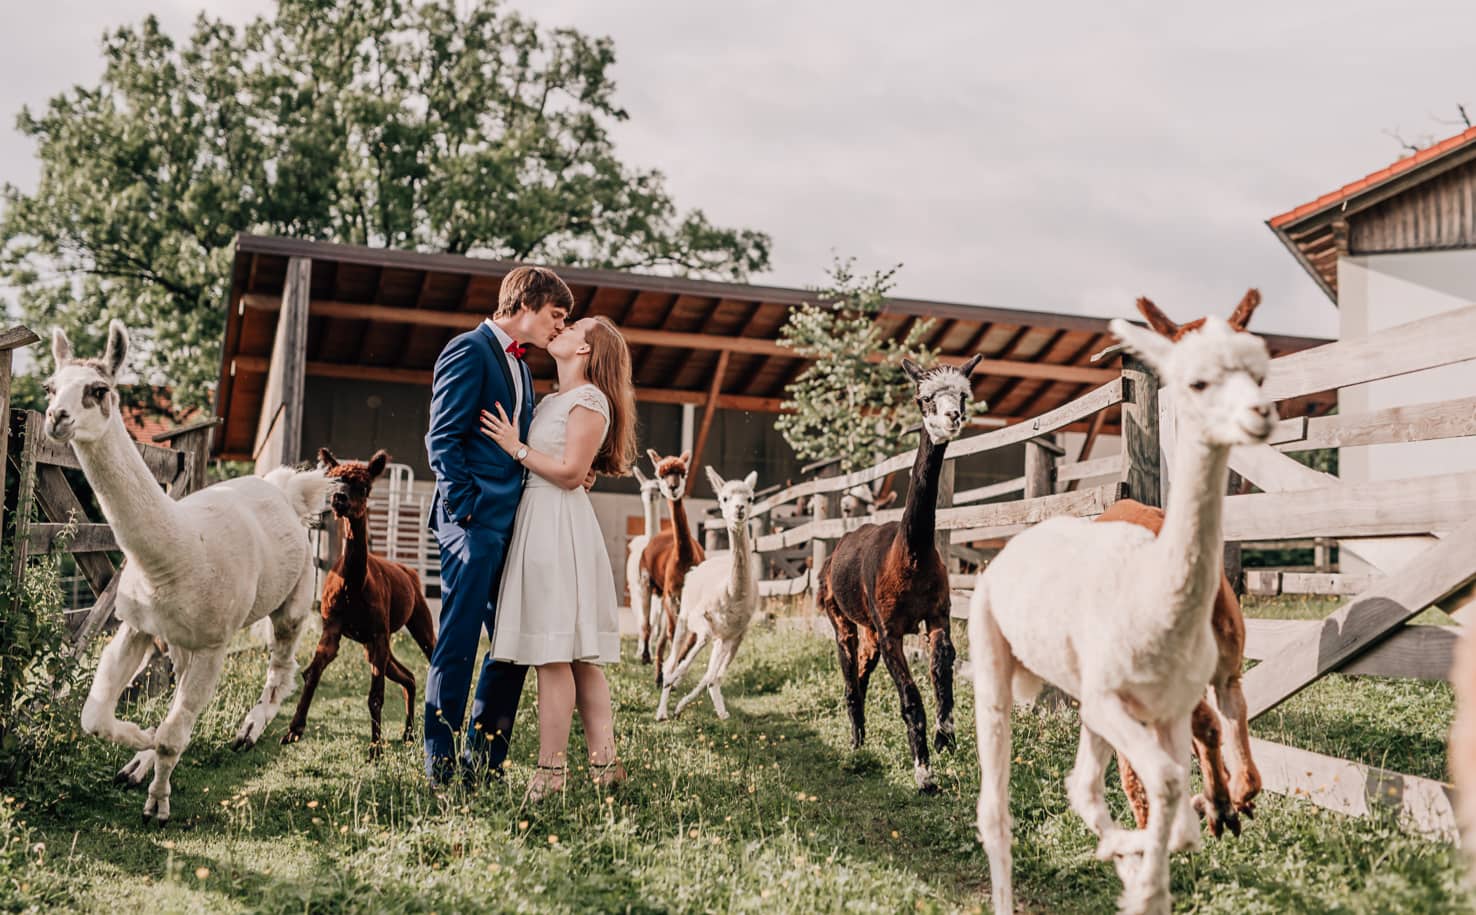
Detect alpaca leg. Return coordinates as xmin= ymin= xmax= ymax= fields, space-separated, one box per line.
xmin=1067 ymin=726 xmax=1121 ymax=840
xmin=280 ymin=618 xmax=343 ymax=745
xmin=645 ymin=590 xmax=662 ymax=663
xmin=144 ymin=648 xmax=228 ymax=825
xmin=1213 ymin=676 xmax=1260 ymax=817
xmin=1080 ymin=696 xmax=1183 ymax=915
xmin=1163 ymin=718 xmax=1203 ymax=854
xmin=384 ymin=650 xmax=418 ymax=743
xmin=829 ymin=615 xmax=865 ymax=747
xmin=969 ymin=588 xmax=1015 ymax=915
xmin=652 ymin=593 xmax=676 ymax=687
xmin=634 ymin=571 xmax=652 ymax=664
xmin=1118 ymin=751 xmax=1151 ymax=830
xmin=405 ymin=591 xmax=437 ymax=663
xmin=926 ymin=619 xmax=956 ymax=751
xmin=234 ymin=571 xmax=314 ymax=750
xmin=1189 ymin=698 xmax=1238 ymax=838
xmin=877 ymin=634 xmax=935 ymax=793
xmin=656 ymin=632 xmax=707 ymax=721
xmin=82 ymin=623 xmax=158 ymax=753
xmin=705 ymin=633 xmax=746 ymax=720
xmin=366 ymin=640 xmax=389 ymax=756
xmin=675 ymin=637 xmax=728 ymax=717
xmin=117 ymin=643 xmax=189 ymax=789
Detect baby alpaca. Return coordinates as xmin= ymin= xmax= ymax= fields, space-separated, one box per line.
xmin=970 ymin=317 xmax=1275 ymax=914
xmin=656 ymin=468 xmax=759 ymax=721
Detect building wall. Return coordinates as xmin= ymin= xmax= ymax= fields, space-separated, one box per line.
xmin=1337 ymin=249 xmax=1476 ymax=484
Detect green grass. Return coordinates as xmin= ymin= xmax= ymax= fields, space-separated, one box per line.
xmin=1 ymin=599 xmax=1470 ymax=913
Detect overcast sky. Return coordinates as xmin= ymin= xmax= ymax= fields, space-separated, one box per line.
xmin=3 ymin=0 xmax=1473 ymax=339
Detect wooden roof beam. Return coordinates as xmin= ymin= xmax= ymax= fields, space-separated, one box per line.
xmin=687 ymin=349 xmax=732 ymax=495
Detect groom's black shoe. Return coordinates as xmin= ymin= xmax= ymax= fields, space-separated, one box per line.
xmin=426 ymin=754 xmax=459 ymax=791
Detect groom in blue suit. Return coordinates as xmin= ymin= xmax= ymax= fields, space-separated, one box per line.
xmin=424 ymin=265 xmax=575 ymax=785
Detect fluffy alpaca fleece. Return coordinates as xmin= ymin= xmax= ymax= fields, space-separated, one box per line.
xmin=655 ymin=468 xmax=760 ymax=721
xmin=969 ymin=317 xmax=1275 ymax=915
xmin=626 ymin=465 xmax=664 ymax=664
xmin=638 ymin=449 xmax=706 ymax=685
xmin=46 ymin=322 xmax=331 ymax=824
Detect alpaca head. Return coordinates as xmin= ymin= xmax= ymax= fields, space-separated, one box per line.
xmin=1110 ymin=316 xmax=1276 ymax=446
xmin=706 ymin=466 xmax=758 ymax=528
xmin=903 ymin=354 xmax=985 ymax=444
xmin=633 ymin=464 xmax=661 ymax=509
xmin=647 ymin=448 xmax=691 ymax=501
xmin=1136 ymin=288 xmax=1262 ymax=342
xmin=840 ymin=481 xmax=897 ymax=518
xmin=43 ymin=321 xmax=128 ymax=445
xmin=318 ymin=448 xmax=389 ymax=521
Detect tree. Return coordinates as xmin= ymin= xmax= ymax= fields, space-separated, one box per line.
xmin=775 ymin=259 xmax=978 ymax=472
xmin=1 ymin=0 xmax=770 ymax=409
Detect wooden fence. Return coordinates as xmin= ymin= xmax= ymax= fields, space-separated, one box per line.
xmin=718 ymin=304 xmax=1476 ymax=839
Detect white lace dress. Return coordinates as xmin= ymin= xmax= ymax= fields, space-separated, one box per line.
xmin=492 ymin=384 xmax=621 ymax=666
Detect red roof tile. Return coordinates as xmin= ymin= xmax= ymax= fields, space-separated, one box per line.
xmin=1269 ymin=125 xmax=1476 ymax=228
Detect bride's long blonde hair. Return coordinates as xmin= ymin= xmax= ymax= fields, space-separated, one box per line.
xmin=583 ymin=316 xmax=637 ymax=476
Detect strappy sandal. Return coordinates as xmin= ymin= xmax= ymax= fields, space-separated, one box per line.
xmin=590 ymin=760 xmax=627 ymax=791
xmin=526 ymin=764 xmax=567 ymax=804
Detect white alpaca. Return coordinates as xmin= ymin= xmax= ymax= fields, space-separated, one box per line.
xmin=626 ymin=464 xmax=665 ymax=664
xmin=655 ymin=468 xmax=759 ymax=721
xmin=969 ymin=317 xmax=1275 ymax=915
xmin=43 ymin=322 xmax=332 ymax=824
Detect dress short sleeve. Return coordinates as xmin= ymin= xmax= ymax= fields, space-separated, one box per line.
xmin=569 ymin=385 xmax=610 ymax=424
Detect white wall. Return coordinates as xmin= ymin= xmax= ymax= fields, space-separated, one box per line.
xmin=1337 ymin=250 xmax=1476 ymax=484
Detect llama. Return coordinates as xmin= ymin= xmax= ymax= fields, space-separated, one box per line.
xmin=626 ymin=465 xmax=664 ymax=664
xmin=1101 ymin=288 xmax=1266 ymax=840
xmin=839 ymin=479 xmax=898 ymax=518
xmin=656 ymin=468 xmax=760 ymax=720
xmin=43 ymin=322 xmax=332 ymax=824
xmin=638 ymin=449 xmax=706 ymax=686
xmin=817 ymin=354 xmax=984 ymax=792
xmin=280 ymin=449 xmax=437 ymax=754
xmin=969 ymin=317 xmax=1275 ymax=915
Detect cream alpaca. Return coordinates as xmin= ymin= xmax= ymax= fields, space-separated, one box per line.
xmin=655 ymin=468 xmax=759 ymax=721
xmin=45 ymin=322 xmax=331 ymax=824
xmin=968 ymin=317 xmax=1275 ymax=914
xmin=627 ymin=465 xmax=664 ymax=664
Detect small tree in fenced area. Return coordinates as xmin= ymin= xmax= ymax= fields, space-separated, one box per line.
xmin=776 ymin=259 xmax=983 ymax=473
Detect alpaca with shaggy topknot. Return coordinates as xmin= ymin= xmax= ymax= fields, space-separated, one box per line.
xmin=43 ymin=321 xmax=332 ymax=824
xmin=969 ymin=317 xmax=1276 ymax=915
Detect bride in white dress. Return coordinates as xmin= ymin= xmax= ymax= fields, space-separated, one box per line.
xmin=479 ymin=315 xmax=637 ymax=800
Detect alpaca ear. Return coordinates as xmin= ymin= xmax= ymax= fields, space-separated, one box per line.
xmin=51 ymin=328 xmax=72 ymax=366
xmin=1109 ymin=319 xmax=1174 ymax=373
xmin=367 ymin=450 xmax=390 ymax=479
xmin=877 ymin=490 xmax=898 ymax=509
xmin=902 ymin=358 xmax=925 ymax=381
xmin=705 ymin=465 xmax=726 ymax=494
xmin=958 ymin=353 xmax=983 ymax=377
xmin=632 ymin=465 xmax=651 ymax=485
xmin=678 ymin=450 xmax=692 ymax=466
xmin=646 ymin=448 xmax=661 ymax=469
xmin=102 ymin=320 xmax=129 ymax=379
xmin=317 ymin=447 xmax=339 ymax=469
xmin=743 ymin=470 xmax=757 ymax=490
xmin=1227 ymin=288 xmax=1261 ymax=331
xmin=1135 ymin=297 xmax=1180 ymax=339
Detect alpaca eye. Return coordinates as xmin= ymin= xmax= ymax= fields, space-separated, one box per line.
xmin=88 ymin=384 xmax=110 ymax=402
xmin=1189 ymin=380 xmax=1209 ymax=392
xmin=42 ymin=382 xmax=55 ymax=395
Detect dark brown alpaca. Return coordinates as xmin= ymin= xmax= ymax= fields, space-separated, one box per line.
xmin=818 ymin=354 xmax=983 ymax=792
xmin=1102 ymin=287 xmax=1264 ymax=838
xmin=281 ymin=449 xmax=437 ymax=754
xmin=638 ymin=449 xmax=706 ymax=687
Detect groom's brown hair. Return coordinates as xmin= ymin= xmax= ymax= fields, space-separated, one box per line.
xmin=494 ymin=266 xmax=575 ymax=318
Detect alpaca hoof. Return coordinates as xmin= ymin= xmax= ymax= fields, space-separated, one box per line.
xmin=917 ymin=782 xmax=940 ymax=796
xmin=639 ymin=650 xmax=651 ymax=665
xmin=142 ymin=796 xmax=170 ymax=826
xmin=1237 ymin=798 xmax=1257 ymax=819
xmin=115 ymin=750 xmax=155 ymax=788
xmin=280 ymin=731 xmax=302 ymax=746
xmin=368 ymin=742 xmax=384 ymax=761
xmin=933 ymin=728 xmax=955 ymax=752
xmin=654 ymin=709 xmax=669 ymax=722
xmin=1095 ymin=828 xmax=1148 ymax=862
xmin=914 ymin=765 xmax=938 ymax=794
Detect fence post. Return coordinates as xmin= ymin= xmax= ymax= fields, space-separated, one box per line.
xmin=1024 ymin=435 xmax=1059 ymax=500
xmin=0 ymin=327 xmax=40 ymax=553
xmin=154 ymin=418 xmax=222 ymax=498
xmin=810 ymin=465 xmax=838 ymax=602
xmin=1119 ymin=354 xmax=1161 ymax=507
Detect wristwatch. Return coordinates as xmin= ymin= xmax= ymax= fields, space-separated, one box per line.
xmin=514 ymin=445 xmax=529 ymax=463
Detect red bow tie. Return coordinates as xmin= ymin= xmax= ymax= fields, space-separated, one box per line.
xmin=505 ymin=340 xmax=527 ymax=360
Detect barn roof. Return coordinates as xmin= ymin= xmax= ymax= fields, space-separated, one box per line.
xmin=215 ymin=234 xmax=1332 ymax=461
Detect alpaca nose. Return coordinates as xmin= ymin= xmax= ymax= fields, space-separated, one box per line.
xmin=48 ymin=407 xmax=69 ymax=424
xmin=1252 ymin=403 xmax=1272 ymax=419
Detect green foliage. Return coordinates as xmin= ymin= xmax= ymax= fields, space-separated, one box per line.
xmin=2 ymin=0 xmax=771 ymax=409
xmin=775 ymin=259 xmax=980 ymax=472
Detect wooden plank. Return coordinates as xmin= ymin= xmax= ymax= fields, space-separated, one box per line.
xmin=0 ymin=352 xmax=12 ymax=521
xmin=69 ymin=574 xmax=121 ymax=658
xmin=1056 ymin=454 xmax=1121 ymax=484
xmin=1274 ymin=395 xmax=1476 ymax=452
xmin=1243 ymin=516 xmax=1476 ymax=718
xmin=1249 ymin=738 xmax=1456 ymax=841
xmin=0 ymin=326 xmax=40 ymax=351
xmin=1244 ymin=618 xmax=1454 ymax=680
xmin=1222 ymin=470 xmax=1476 ymax=541
xmin=31 ymin=432 xmax=180 ymax=484
xmin=687 ymin=349 xmax=731 ymax=495
xmin=946 ymin=484 xmax=1121 ymax=542
xmin=1244 ymin=570 xmax=1281 ymax=597
xmin=9 ymin=411 xmax=41 ymax=587
xmin=1119 ymin=357 xmax=1161 ymax=507
xmin=1279 ymin=572 xmax=1373 ymax=596
xmin=32 ymin=465 xmax=115 ymax=595
xmin=1261 ymin=304 xmax=1476 ymax=402
xmin=953 ymin=476 xmax=1024 ymax=505
xmin=26 ymin=523 xmax=117 ymax=554
xmin=759 ymin=573 xmax=812 ymax=598
xmin=1024 ymin=437 xmax=1054 ymax=499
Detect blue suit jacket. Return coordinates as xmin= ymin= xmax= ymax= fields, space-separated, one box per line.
xmin=425 ymin=323 xmax=534 ymax=537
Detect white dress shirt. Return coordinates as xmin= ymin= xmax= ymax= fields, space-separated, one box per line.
xmin=484 ymin=319 xmax=525 ymax=428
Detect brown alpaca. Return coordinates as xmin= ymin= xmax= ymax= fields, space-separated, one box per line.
xmin=1101 ymin=287 xmax=1264 ymax=838
xmin=818 ymin=355 xmax=983 ymax=792
xmin=638 ymin=449 xmax=706 ymax=687
xmin=281 ymin=449 xmax=437 ymax=754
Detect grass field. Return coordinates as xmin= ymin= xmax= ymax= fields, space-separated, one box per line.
xmin=0 ymin=596 xmax=1469 ymax=913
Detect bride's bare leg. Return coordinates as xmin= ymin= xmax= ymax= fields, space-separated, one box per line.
xmin=530 ymin=663 xmax=575 ymax=798
xmin=573 ymin=662 xmax=617 ymax=764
